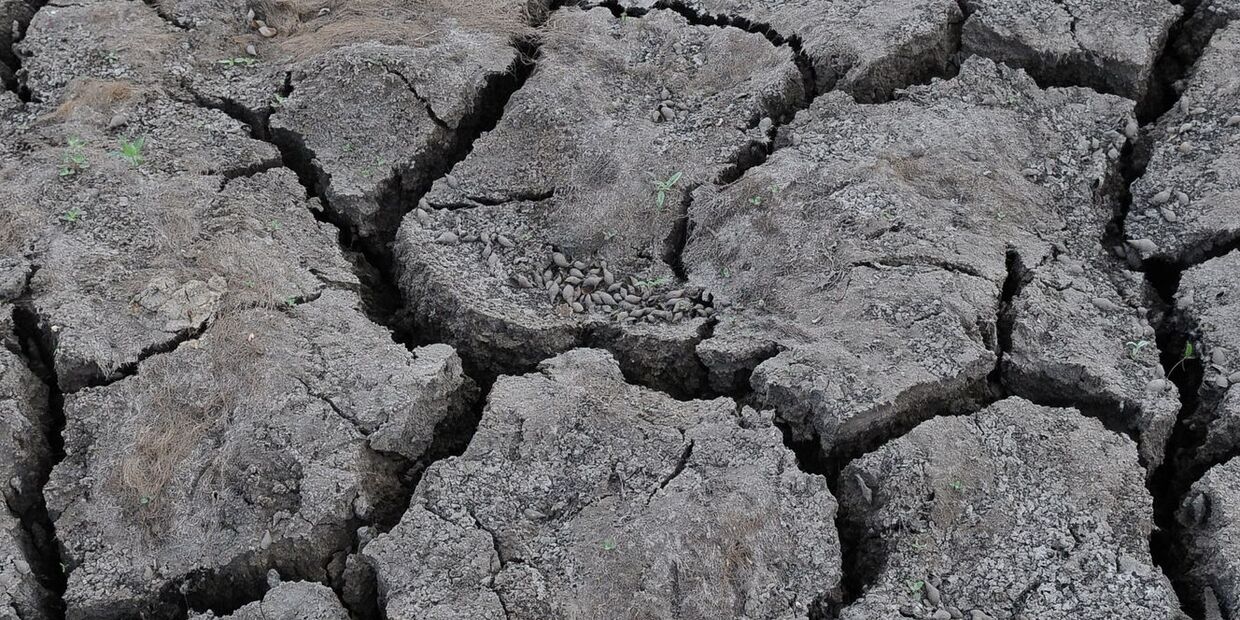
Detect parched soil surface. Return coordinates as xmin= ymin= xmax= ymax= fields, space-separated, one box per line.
xmin=2 ymin=0 xmax=1239 ymax=619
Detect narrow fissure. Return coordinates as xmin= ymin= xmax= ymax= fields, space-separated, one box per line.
xmin=1146 ymin=257 xmax=1208 ymax=619
xmin=10 ymin=303 xmax=69 ymax=620
xmin=3 ymin=0 xmax=48 ymax=101
xmin=1140 ymin=0 xmax=1214 ymax=123
xmin=1119 ymin=7 xmax=1234 ymax=615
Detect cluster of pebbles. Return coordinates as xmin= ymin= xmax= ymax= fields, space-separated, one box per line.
xmin=421 ymin=206 xmax=719 ymax=324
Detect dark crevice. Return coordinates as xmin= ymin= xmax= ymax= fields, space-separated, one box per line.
xmin=140 ymin=0 xmax=190 ymax=30
xmin=381 ymin=64 xmax=449 ymax=131
xmin=10 ymin=303 xmax=69 ymax=620
xmin=1139 ymin=0 xmax=1212 ymax=123
xmin=3 ymin=0 xmax=48 ymax=102
xmin=1146 ymin=266 xmax=1208 ymax=620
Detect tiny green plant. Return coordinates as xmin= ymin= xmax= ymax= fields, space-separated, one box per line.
xmin=1167 ymin=341 xmax=1197 ymax=378
xmin=748 ymin=195 xmax=764 ymax=206
xmin=59 ymin=137 xmax=89 ymax=177
xmin=360 ymin=156 xmax=388 ymax=179
xmin=653 ymin=171 xmax=683 ymax=210
xmin=283 ymin=296 xmax=297 ymax=308
xmin=602 ymin=537 xmax=618 ymax=551
xmin=267 ymin=219 xmax=283 ymax=231
xmin=636 ymin=276 xmax=672 ymax=289
xmin=272 ymin=94 xmax=286 ymax=108
xmin=218 ymin=57 xmax=259 ymax=68
xmin=907 ymin=580 xmax=925 ymax=594
xmin=61 ymin=207 xmax=85 ymax=224
xmin=116 ymin=136 xmax=145 ymax=167
xmin=949 ymin=480 xmax=964 ymax=492
xmin=1126 ymin=339 xmax=1152 ymax=360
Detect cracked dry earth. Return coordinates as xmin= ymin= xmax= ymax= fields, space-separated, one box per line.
xmin=2 ymin=1 xmax=1240 ymax=620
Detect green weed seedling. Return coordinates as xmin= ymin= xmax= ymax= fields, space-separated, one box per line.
xmin=116 ymin=137 xmax=145 ymax=167
xmin=61 ymin=207 xmax=85 ymax=224
xmin=1167 ymin=341 xmax=1197 ymax=378
xmin=1126 ymin=339 xmax=1152 ymax=360
xmin=59 ymin=137 xmax=89 ymax=177
xmin=653 ymin=171 xmax=682 ymax=210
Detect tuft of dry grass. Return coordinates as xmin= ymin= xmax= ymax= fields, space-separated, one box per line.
xmin=47 ymin=79 xmax=144 ymax=123
xmin=267 ymin=0 xmax=536 ymax=60
xmin=117 ymin=311 xmax=276 ymax=533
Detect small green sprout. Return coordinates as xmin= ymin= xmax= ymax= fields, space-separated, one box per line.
xmin=283 ymin=296 xmax=297 ymax=308
xmin=1167 ymin=341 xmax=1197 ymax=378
xmin=949 ymin=480 xmax=964 ymax=492
xmin=218 ymin=57 xmax=259 ymax=68
xmin=1126 ymin=339 xmax=1152 ymax=360
xmin=59 ymin=136 xmax=89 ymax=177
xmin=360 ymin=157 xmax=388 ymax=179
xmin=748 ymin=195 xmax=764 ymax=206
xmin=116 ymin=136 xmax=145 ymax=167
xmin=720 ymin=267 xmax=732 ymax=278
xmin=907 ymin=580 xmax=925 ymax=594
xmin=267 ymin=219 xmax=283 ymax=231
xmin=653 ymin=171 xmax=683 ymax=210
xmin=61 ymin=207 xmax=85 ymax=223
xmin=272 ymin=94 xmax=286 ymax=108
xmin=602 ymin=537 xmax=618 ymax=551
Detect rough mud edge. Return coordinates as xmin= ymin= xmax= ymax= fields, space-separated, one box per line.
xmin=2 ymin=0 xmax=47 ymax=100
xmin=1119 ymin=4 xmax=1236 ymax=616
xmin=1146 ymin=261 xmax=1209 ymax=618
xmin=9 ymin=303 xmax=70 ymax=619
xmin=1142 ymin=0 xmax=1218 ymax=123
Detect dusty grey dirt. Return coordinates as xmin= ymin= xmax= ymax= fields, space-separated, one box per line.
xmin=837 ymin=398 xmax=1184 ymax=619
xmin=363 ymin=349 xmax=841 ymax=619
xmin=2 ymin=0 xmax=1239 ymax=617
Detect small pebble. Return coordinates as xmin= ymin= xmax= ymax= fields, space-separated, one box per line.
xmin=258 ymin=25 xmax=277 ymax=38
xmin=245 ymin=43 xmax=257 ymax=56
xmin=1151 ymin=189 xmax=1172 ymax=204
xmin=1227 ymin=115 xmax=1240 ymax=127
xmin=435 ymin=231 xmax=459 ymax=245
